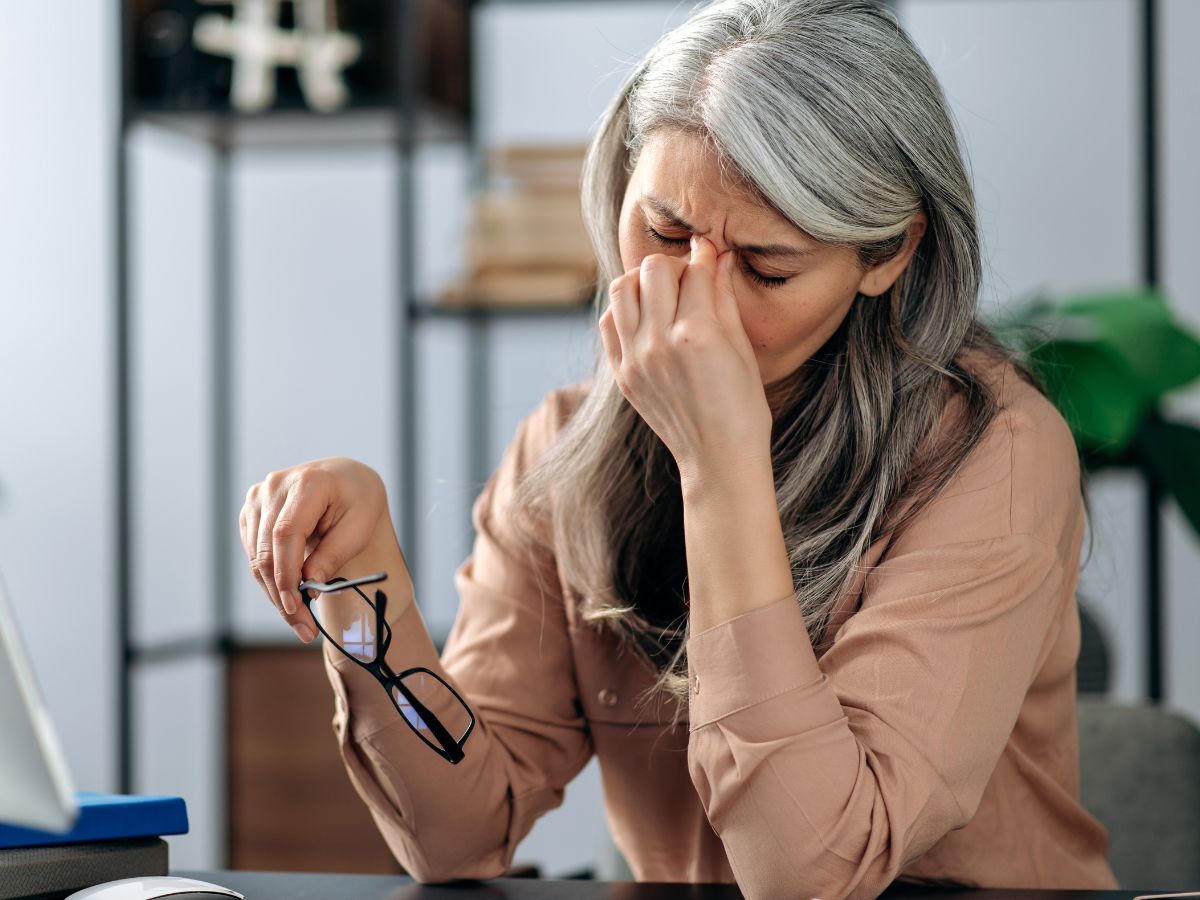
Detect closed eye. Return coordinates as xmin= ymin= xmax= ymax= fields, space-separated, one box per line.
xmin=642 ymin=224 xmax=791 ymax=288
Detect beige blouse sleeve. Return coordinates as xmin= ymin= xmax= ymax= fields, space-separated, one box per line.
xmin=320 ymin=389 xmax=592 ymax=882
xmin=685 ymin=398 xmax=1086 ymax=900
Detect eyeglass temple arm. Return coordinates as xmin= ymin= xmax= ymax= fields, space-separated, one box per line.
xmin=298 ymin=571 xmax=388 ymax=594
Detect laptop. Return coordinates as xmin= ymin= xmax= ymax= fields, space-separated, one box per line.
xmin=0 ymin=566 xmax=79 ymax=832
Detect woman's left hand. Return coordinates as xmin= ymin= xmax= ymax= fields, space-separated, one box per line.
xmin=598 ymin=234 xmax=773 ymax=481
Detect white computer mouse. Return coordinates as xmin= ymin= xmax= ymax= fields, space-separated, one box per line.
xmin=64 ymin=875 xmax=244 ymax=899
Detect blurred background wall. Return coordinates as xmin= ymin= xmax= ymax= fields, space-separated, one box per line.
xmin=1 ymin=0 xmax=1197 ymax=880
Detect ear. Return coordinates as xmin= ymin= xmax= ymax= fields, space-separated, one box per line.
xmin=857 ymin=211 xmax=928 ymax=298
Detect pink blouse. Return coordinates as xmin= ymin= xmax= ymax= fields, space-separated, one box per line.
xmin=320 ymin=353 xmax=1120 ymax=899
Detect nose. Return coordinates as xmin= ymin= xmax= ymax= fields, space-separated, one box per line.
xmin=692 ymin=233 xmax=736 ymax=262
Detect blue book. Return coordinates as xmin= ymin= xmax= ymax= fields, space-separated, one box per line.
xmin=0 ymin=792 xmax=188 ymax=849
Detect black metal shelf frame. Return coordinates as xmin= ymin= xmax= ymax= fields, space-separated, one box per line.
xmin=112 ymin=0 xmax=1170 ymax=826
xmin=113 ymin=0 xmax=595 ymax=832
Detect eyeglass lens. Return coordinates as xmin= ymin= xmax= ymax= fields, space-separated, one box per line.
xmin=308 ymin=583 xmax=380 ymax=665
xmin=392 ymin=670 xmax=474 ymax=752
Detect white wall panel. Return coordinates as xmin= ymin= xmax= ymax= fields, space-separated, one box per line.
xmin=1161 ymin=0 xmax=1200 ymax=722
xmin=486 ymin=317 xmax=599 ymax=468
xmin=414 ymin=320 xmax=473 ymax=636
xmin=474 ymin=1 xmax=694 ymax=145
xmin=133 ymin=657 xmax=222 ymax=870
xmin=899 ymin=0 xmax=1141 ymax=317
xmin=129 ymin=126 xmax=218 ymax=648
xmin=0 ymin=0 xmax=115 ymax=793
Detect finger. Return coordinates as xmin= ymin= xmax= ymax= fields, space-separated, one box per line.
xmin=272 ymin=473 xmax=330 ymax=618
xmin=676 ymin=235 xmax=718 ymax=323
xmin=598 ymin=307 xmax=622 ymax=371
xmin=255 ymin=481 xmax=287 ymax=616
xmin=607 ymin=271 xmax=639 ymax=351
xmin=637 ymin=253 xmax=684 ymax=337
xmin=243 ymin=495 xmax=268 ymax=595
xmin=238 ymin=504 xmax=252 ymax=564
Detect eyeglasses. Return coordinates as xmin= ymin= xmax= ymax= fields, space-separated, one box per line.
xmin=297 ymin=571 xmax=475 ymax=764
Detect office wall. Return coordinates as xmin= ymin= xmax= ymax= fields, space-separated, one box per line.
xmin=1161 ymin=0 xmax=1200 ymax=722
xmin=0 ymin=2 xmax=116 ymax=794
xmin=1 ymin=0 xmax=1197 ymax=880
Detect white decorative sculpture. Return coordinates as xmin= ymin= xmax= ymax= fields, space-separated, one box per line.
xmin=193 ymin=0 xmax=363 ymax=113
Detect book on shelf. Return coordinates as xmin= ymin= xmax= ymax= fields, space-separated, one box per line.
xmin=475 ymin=188 xmax=587 ymax=232
xmin=439 ymin=268 xmax=596 ymax=308
xmin=438 ymin=141 xmax=599 ymax=310
xmin=466 ymin=228 xmax=595 ymax=271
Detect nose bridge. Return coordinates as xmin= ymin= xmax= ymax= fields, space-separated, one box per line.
xmin=690 ymin=208 xmax=733 ymax=257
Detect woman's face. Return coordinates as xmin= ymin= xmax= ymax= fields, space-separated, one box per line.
xmin=616 ymin=127 xmax=926 ymax=386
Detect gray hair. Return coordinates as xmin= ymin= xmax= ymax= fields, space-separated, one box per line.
xmin=509 ymin=0 xmax=1041 ymax=726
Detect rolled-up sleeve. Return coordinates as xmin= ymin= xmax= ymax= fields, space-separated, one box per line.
xmin=685 ymin=407 xmax=1083 ymax=900
xmin=323 ymin=390 xmax=593 ymax=882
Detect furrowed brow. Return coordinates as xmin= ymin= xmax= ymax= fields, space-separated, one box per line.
xmin=642 ymin=195 xmax=817 ymax=259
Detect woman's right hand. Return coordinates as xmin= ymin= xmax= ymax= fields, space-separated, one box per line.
xmin=239 ymin=456 xmax=389 ymax=640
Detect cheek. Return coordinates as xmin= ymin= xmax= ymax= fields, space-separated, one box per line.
xmin=617 ymin=221 xmax=658 ymax=272
xmin=738 ymin=285 xmax=855 ymax=354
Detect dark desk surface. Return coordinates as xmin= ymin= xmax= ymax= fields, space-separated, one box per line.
xmin=176 ymin=870 xmax=1155 ymax=900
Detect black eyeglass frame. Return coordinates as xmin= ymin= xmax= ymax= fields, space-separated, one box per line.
xmin=297 ymin=572 xmax=475 ymax=765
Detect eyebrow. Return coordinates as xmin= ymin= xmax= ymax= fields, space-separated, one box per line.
xmin=642 ymin=195 xmax=818 ymax=258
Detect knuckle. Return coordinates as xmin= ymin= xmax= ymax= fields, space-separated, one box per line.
xmin=272 ymin=518 xmax=298 ymax=539
xmin=640 ymin=335 xmax=667 ymax=359
xmin=292 ymin=466 xmax=324 ymax=493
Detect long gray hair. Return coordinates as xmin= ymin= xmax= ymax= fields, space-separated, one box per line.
xmin=507 ymin=0 xmax=1043 ymax=723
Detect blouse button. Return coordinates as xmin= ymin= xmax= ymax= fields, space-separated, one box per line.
xmin=598 ymin=688 xmax=618 ymax=707
xmin=692 ymin=674 xmax=700 ymax=695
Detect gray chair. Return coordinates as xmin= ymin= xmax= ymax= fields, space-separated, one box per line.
xmin=1077 ymin=696 xmax=1200 ymax=890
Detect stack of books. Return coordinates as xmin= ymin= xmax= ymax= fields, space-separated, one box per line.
xmin=438 ymin=143 xmax=598 ymax=309
xmin=0 ymin=792 xmax=188 ymax=899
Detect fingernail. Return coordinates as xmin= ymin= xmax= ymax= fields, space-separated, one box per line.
xmin=690 ymin=235 xmax=698 ymax=253
xmin=292 ymin=622 xmax=315 ymax=643
xmin=281 ymin=591 xmax=297 ymax=615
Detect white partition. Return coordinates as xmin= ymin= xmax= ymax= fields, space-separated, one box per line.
xmin=133 ymin=656 xmax=223 ymax=871
xmin=414 ymin=319 xmax=474 ymax=637
xmin=1162 ymin=0 xmax=1200 ymax=720
xmin=474 ymin=2 xmax=695 ymax=146
xmin=129 ymin=125 xmax=219 ymax=648
xmin=0 ymin=0 xmax=115 ymax=794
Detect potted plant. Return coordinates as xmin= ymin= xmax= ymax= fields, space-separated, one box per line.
xmin=991 ymin=287 xmax=1200 ymax=538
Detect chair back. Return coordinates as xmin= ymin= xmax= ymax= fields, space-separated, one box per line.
xmin=1077 ymin=697 xmax=1200 ymax=890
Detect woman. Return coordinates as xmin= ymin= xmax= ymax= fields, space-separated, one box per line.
xmin=238 ymin=1 xmax=1120 ymax=896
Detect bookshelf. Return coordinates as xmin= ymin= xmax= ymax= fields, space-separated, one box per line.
xmin=114 ymin=0 xmax=594 ymax=870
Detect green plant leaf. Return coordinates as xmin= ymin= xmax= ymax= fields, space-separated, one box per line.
xmin=1053 ymin=289 xmax=1200 ymax=397
xmin=1132 ymin=414 xmax=1200 ymax=539
xmin=1029 ymin=340 xmax=1151 ymax=451
xmin=993 ymin=288 xmax=1200 ymax=454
